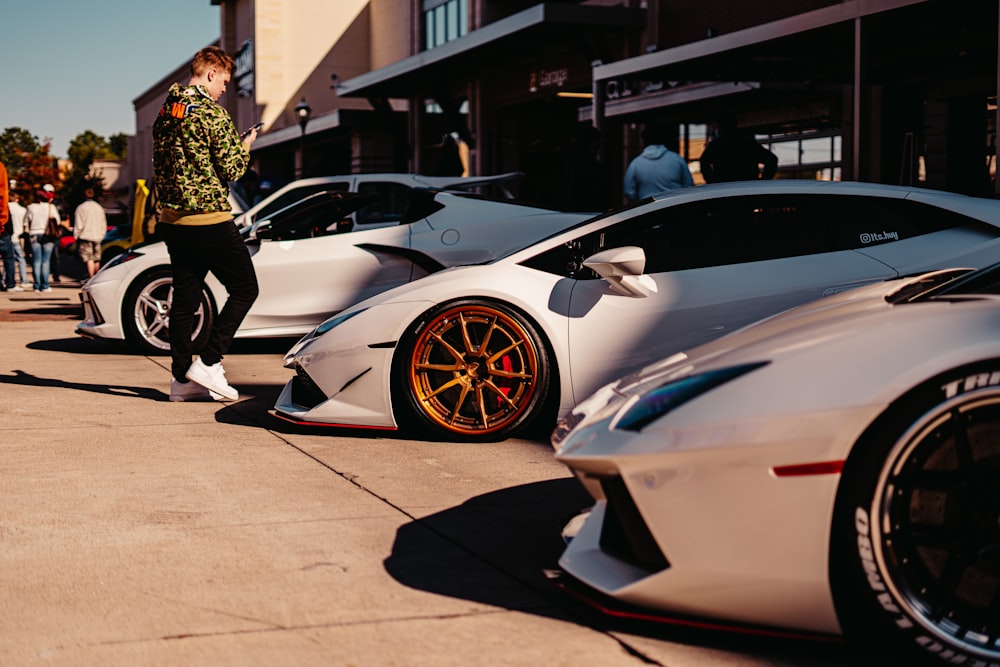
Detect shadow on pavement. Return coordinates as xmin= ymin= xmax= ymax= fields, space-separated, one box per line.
xmin=0 ymin=368 xmax=166 ymax=401
xmin=385 ymin=478 xmax=592 ymax=613
xmin=28 ymin=336 xmax=129 ymax=355
xmin=384 ymin=479 xmax=909 ymax=666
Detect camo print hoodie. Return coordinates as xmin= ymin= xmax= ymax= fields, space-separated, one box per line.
xmin=152 ymin=83 xmax=249 ymax=221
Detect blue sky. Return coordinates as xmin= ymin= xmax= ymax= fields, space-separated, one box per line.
xmin=1 ymin=0 xmax=220 ymax=158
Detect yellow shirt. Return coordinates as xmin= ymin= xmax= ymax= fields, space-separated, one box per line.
xmin=158 ymin=209 xmax=232 ymax=226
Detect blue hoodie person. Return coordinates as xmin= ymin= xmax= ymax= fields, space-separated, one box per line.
xmin=623 ymin=124 xmax=694 ymax=203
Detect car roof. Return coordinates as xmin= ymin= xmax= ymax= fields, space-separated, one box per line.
xmin=497 ymin=179 xmax=1000 ymax=265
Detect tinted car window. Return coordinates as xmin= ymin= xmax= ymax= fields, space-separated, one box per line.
xmin=523 ymin=195 xmax=838 ymax=278
xmin=356 ymin=182 xmax=411 ymax=225
xmin=255 ymin=182 xmax=349 ymax=222
xmin=828 ymin=197 xmax=977 ymax=251
xmin=266 ymin=198 xmax=354 ymax=241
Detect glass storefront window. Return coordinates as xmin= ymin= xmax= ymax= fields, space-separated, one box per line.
xmin=424 ymin=0 xmax=468 ymax=50
xmin=759 ymin=130 xmax=841 ymax=181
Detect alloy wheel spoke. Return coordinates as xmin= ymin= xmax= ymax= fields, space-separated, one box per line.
xmin=489 ymin=366 xmax=532 ymax=381
xmin=430 ymin=330 xmax=466 ymax=363
xmin=482 ymin=380 xmax=518 ymax=409
xmin=477 ymin=317 xmax=498 ymax=355
xmin=138 ymin=293 xmax=166 ymax=314
xmin=475 ymin=385 xmax=491 ymax=427
xmin=415 ymin=361 xmax=464 ymax=373
xmin=421 ymin=376 xmax=465 ymax=400
xmin=486 ymin=339 xmax=525 ymax=365
xmin=447 ymin=383 xmax=473 ymax=425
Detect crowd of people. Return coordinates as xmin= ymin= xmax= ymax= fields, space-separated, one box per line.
xmin=568 ymin=117 xmax=780 ymax=213
xmin=0 ymin=166 xmax=108 ymax=292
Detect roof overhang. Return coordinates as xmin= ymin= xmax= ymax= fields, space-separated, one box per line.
xmin=337 ymin=2 xmax=645 ymax=100
xmin=593 ymin=0 xmax=929 ymax=85
xmin=251 ymin=107 xmax=398 ymax=151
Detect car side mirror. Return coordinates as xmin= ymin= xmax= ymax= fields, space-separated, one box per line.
xmin=583 ymin=246 xmax=658 ymax=297
xmin=251 ymin=221 xmax=272 ymax=241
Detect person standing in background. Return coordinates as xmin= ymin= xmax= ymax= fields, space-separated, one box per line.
xmin=7 ymin=191 xmax=28 ymax=289
xmin=153 ymin=45 xmax=259 ymax=403
xmin=699 ymin=114 xmax=778 ymax=183
xmin=623 ymin=123 xmax=694 ymax=203
xmin=0 ymin=162 xmax=12 ymax=292
xmin=24 ymin=187 xmax=58 ymax=293
xmin=74 ymin=187 xmax=108 ymax=278
xmin=0 ymin=163 xmax=7 ymax=231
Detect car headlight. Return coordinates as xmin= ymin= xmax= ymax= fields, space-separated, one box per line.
xmin=315 ymin=307 xmax=367 ymax=336
xmin=98 ymin=249 xmax=144 ymax=273
xmin=613 ymin=361 xmax=769 ymax=432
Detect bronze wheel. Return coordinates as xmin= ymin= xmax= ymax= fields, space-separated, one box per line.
xmin=398 ymin=300 xmax=551 ymax=440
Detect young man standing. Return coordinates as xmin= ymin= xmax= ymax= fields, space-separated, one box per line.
xmin=153 ymin=46 xmax=260 ymax=402
xmin=73 ymin=187 xmax=107 ymax=279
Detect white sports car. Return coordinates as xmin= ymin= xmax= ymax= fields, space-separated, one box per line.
xmin=77 ymin=186 xmax=586 ymax=354
xmin=552 ymin=262 xmax=1000 ymax=665
xmin=273 ymin=180 xmax=1000 ymax=442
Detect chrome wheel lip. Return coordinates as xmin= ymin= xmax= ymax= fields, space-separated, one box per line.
xmin=132 ymin=276 xmax=206 ymax=352
xmin=408 ymin=305 xmax=540 ymax=436
xmin=871 ymin=388 xmax=1000 ymax=659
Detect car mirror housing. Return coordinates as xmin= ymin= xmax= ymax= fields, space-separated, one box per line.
xmin=583 ymin=246 xmax=658 ymax=297
xmin=251 ymin=221 xmax=273 ymax=241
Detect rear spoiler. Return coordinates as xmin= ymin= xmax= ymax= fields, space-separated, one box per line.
xmin=441 ymin=171 xmax=523 ymax=199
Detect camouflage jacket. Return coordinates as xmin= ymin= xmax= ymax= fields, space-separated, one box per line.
xmin=152 ymin=83 xmax=248 ymax=215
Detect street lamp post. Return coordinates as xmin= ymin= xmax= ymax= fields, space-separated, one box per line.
xmin=294 ymin=96 xmax=311 ymax=178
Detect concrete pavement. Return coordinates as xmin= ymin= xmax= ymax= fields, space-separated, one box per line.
xmin=0 ymin=283 xmax=900 ymax=666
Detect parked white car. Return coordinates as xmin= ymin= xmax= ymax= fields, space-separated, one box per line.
xmin=553 ymin=261 xmax=1000 ymax=665
xmin=77 ymin=183 xmax=587 ymax=354
xmin=231 ymin=172 xmax=524 ymax=230
xmin=274 ymin=180 xmax=1000 ymax=441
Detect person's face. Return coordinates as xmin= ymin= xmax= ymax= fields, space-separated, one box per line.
xmin=205 ymin=67 xmax=230 ymax=101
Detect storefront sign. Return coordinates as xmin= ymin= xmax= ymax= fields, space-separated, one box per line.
xmin=529 ymin=67 xmax=570 ymax=93
xmin=235 ymin=39 xmax=254 ymax=98
xmin=604 ymin=76 xmax=668 ymax=100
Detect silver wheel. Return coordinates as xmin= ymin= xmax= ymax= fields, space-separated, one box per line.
xmin=122 ymin=269 xmax=212 ymax=355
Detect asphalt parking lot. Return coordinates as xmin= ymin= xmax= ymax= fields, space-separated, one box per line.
xmin=0 ymin=281 xmax=907 ymax=666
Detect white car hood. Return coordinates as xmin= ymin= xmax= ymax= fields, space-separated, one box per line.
xmin=608 ymin=268 xmax=982 ymax=400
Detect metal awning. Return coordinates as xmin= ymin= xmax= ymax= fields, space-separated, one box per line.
xmin=592 ymin=0 xmax=929 ymax=85
xmin=336 ymin=2 xmax=645 ymax=100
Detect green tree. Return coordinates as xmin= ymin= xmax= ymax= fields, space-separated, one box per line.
xmin=108 ymin=133 xmax=128 ymax=161
xmin=0 ymin=127 xmax=58 ymax=204
xmin=67 ymin=130 xmax=116 ymax=167
xmin=64 ymin=130 xmax=117 ymax=212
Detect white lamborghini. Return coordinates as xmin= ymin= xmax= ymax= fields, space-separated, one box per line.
xmin=77 ymin=185 xmax=586 ymax=354
xmin=552 ymin=262 xmax=1000 ymax=665
xmin=273 ymin=180 xmax=1000 ymax=442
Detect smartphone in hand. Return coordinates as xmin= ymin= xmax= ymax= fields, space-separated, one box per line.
xmin=241 ymin=122 xmax=264 ymax=139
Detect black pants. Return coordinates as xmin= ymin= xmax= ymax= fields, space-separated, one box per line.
xmin=159 ymin=220 xmax=259 ymax=383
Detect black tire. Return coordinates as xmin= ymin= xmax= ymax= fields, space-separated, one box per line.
xmin=830 ymin=361 xmax=1000 ymax=665
xmin=121 ymin=268 xmax=214 ymax=356
xmin=393 ymin=299 xmax=552 ymax=442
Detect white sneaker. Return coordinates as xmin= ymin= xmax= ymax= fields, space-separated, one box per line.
xmin=169 ymin=378 xmax=224 ymax=402
xmin=10 ymin=286 xmax=24 ymax=292
xmin=185 ymin=358 xmax=239 ymax=401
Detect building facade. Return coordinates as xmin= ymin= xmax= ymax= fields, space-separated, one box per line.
xmin=129 ymin=0 xmax=1000 ymax=211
